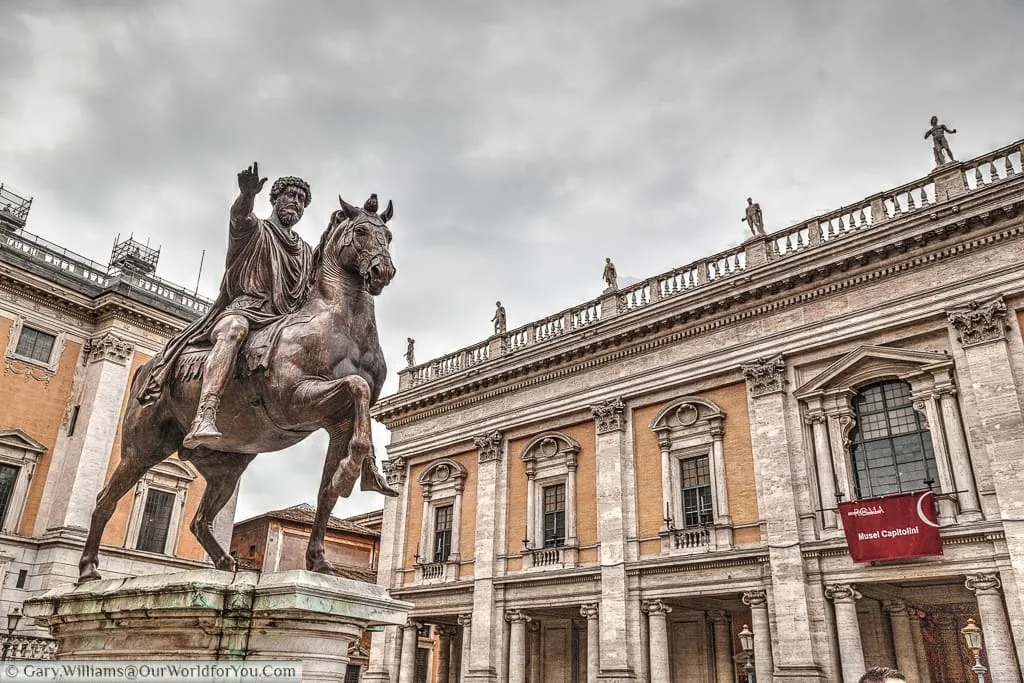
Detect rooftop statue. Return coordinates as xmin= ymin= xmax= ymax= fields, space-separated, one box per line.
xmin=924 ymin=115 xmax=957 ymax=166
xmin=79 ymin=162 xmax=399 ymax=582
xmin=492 ymin=301 xmax=507 ymax=335
xmin=603 ymin=257 xmax=618 ymax=291
xmin=741 ymin=197 xmax=765 ymax=237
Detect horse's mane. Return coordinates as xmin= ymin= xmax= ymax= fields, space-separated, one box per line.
xmin=308 ymin=209 xmax=345 ymax=288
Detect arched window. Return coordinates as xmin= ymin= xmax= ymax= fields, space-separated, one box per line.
xmin=850 ymin=380 xmax=937 ymax=498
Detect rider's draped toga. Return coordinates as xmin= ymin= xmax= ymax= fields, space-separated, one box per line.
xmin=138 ymin=216 xmax=312 ymax=404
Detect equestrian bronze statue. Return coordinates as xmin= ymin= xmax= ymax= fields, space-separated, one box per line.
xmin=78 ymin=163 xmax=399 ymax=582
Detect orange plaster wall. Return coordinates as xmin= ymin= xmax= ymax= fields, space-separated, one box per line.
xmin=634 ymin=381 xmax=760 ymax=552
xmin=0 ymin=317 xmax=81 ymax=535
xmin=505 ymin=419 xmax=597 ymax=556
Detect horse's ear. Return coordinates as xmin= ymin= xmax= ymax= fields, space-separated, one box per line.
xmin=338 ymin=195 xmax=361 ymax=221
xmin=380 ymin=200 xmax=394 ymax=224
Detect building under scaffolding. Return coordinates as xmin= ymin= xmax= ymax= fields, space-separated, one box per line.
xmin=0 ymin=183 xmax=32 ymax=232
xmin=109 ymin=235 xmax=160 ymax=275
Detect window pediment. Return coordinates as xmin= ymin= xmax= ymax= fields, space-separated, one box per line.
xmin=417 ymin=459 xmax=468 ymax=487
xmin=0 ymin=429 xmax=46 ymax=455
xmin=650 ymin=397 xmax=725 ymax=441
xmin=520 ymin=433 xmax=580 ymax=464
xmin=794 ymin=345 xmax=952 ymax=399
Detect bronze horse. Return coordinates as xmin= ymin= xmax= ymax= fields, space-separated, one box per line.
xmin=78 ymin=197 xmax=397 ymax=582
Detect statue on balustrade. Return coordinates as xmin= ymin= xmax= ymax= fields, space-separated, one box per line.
xmin=405 ymin=337 xmax=416 ymax=367
xmin=492 ymin=301 xmax=507 ymax=335
xmin=741 ymin=197 xmax=765 ymax=237
xmin=77 ymin=160 xmax=400 ymax=583
xmin=924 ymin=115 xmax=957 ymax=166
xmin=603 ymin=257 xmax=618 ymax=291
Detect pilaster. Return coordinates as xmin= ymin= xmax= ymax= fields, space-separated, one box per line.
xmin=965 ymin=573 xmax=1022 ymax=682
xmin=741 ymin=356 xmax=823 ymax=681
xmin=588 ymin=397 xmax=636 ymax=681
xmin=742 ymin=590 xmax=774 ymax=683
xmin=824 ymin=584 xmax=864 ymax=683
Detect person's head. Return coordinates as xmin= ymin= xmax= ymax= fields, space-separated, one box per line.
xmin=606 ymin=257 xmax=612 ymax=264
xmin=930 ymin=115 xmax=939 ymax=126
xmin=747 ymin=197 xmax=753 ymax=205
xmin=496 ymin=301 xmax=502 ymax=307
xmin=270 ymin=176 xmax=312 ymax=228
xmin=858 ymin=666 xmax=906 ymax=683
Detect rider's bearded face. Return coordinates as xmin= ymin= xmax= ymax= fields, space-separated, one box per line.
xmin=274 ymin=187 xmax=307 ymax=227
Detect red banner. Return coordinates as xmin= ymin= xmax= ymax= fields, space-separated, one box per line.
xmin=839 ymin=491 xmax=942 ymax=563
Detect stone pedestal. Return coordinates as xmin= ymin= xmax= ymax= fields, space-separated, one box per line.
xmin=23 ymin=569 xmax=412 ymax=683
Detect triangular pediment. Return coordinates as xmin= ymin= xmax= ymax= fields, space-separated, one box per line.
xmin=794 ymin=345 xmax=952 ymax=398
xmin=0 ymin=429 xmax=46 ymax=454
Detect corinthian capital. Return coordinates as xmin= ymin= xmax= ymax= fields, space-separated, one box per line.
xmin=87 ymin=332 xmax=134 ymax=365
xmin=474 ymin=430 xmax=504 ymax=463
xmin=382 ymin=456 xmax=407 ymax=486
xmin=947 ymin=296 xmax=1009 ymax=348
xmin=742 ymin=589 xmax=768 ymax=608
xmin=590 ymin=397 xmax=626 ymax=434
xmin=641 ymin=599 xmax=672 ymax=617
xmin=741 ymin=354 xmax=787 ymax=397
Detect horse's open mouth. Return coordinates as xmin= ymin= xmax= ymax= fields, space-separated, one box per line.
xmin=366 ymin=274 xmax=387 ymax=294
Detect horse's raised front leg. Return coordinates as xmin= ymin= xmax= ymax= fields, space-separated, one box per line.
xmin=292 ymin=375 xmax=374 ymax=498
xmin=187 ymin=448 xmax=257 ymax=571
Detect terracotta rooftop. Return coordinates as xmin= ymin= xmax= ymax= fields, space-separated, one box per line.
xmin=236 ymin=503 xmax=381 ymax=539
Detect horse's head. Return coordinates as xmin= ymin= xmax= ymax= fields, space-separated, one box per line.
xmin=314 ymin=195 xmax=396 ymax=295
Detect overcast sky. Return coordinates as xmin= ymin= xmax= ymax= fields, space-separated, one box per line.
xmin=2 ymin=1 xmax=1022 ymax=522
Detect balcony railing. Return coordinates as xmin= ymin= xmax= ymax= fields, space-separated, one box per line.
xmin=5 ymin=635 xmax=57 ymax=660
xmin=397 ymin=139 xmax=1024 ymax=393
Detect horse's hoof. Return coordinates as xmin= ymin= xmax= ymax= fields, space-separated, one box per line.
xmin=78 ymin=568 xmax=102 ymax=584
xmin=307 ymin=558 xmax=335 ymax=575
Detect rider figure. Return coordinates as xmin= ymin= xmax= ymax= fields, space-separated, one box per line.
xmin=182 ymin=163 xmax=313 ymax=448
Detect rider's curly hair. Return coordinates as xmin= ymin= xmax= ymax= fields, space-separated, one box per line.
xmin=270 ymin=176 xmax=312 ymax=207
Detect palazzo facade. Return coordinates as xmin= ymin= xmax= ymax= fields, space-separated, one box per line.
xmin=365 ymin=137 xmax=1024 ymax=683
xmin=0 ymin=184 xmax=233 ymax=643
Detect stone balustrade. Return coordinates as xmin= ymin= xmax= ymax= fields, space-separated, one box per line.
xmin=393 ymin=137 xmax=1024 ymax=393
xmin=5 ymin=635 xmax=58 ymax=660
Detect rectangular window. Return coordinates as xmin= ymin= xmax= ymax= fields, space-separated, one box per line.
xmin=542 ymin=483 xmax=566 ymax=547
xmin=67 ymin=405 xmax=81 ymax=436
xmin=15 ymin=570 xmax=26 ymax=589
xmin=0 ymin=464 xmax=20 ymax=528
xmin=343 ymin=664 xmax=361 ymax=683
xmin=680 ymin=456 xmax=713 ymax=527
xmin=433 ymin=505 xmax=453 ymax=563
xmin=14 ymin=326 xmax=55 ymax=364
xmin=136 ymin=488 xmax=175 ymax=554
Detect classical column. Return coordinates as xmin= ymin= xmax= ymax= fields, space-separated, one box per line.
xmin=581 ymin=603 xmax=600 ymax=683
xmin=437 ymin=625 xmax=457 ymax=683
xmin=458 ymin=614 xmax=473 ymax=683
xmin=588 ymin=397 xmax=637 ymax=680
xmin=709 ymin=423 xmax=731 ymax=525
xmin=419 ymin=491 xmax=432 ymax=562
xmin=709 ymin=610 xmax=734 ymax=683
xmin=468 ymin=430 xmax=505 ymax=683
xmin=911 ymin=392 xmax=958 ymax=524
xmin=935 ymin=385 xmax=982 ymax=518
xmin=566 ymin=453 xmax=579 ymax=547
xmin=908 ymin=610 xmax=932 ymax=683
xmin=742 ymin=355 xmax=822 ymax=680
xmin=525 ymin=462 xmax=536 ymax=548
xmin=450 ymin=482 xmax=464 ymax=564
xmin=805 ymin=409 xmax=837 ymax=529
xmin=38 ymin=332 xmax=134 ymax=534
xmin=965 ymin=573 xmax=1022 ymax=682
xmin=883 ymin=600 xmax=920 ymax=682
xmin=657 ymin=434 xmax=673 ymax=532
xmin=825 ymin=584 xmax=864 ymax=683
xmin=742 ymin=589 xmax=774 ymax=683
xmin=398 ymin=621 xmax=421 ymax=683
xmin=642 ymin=600 xmax=672 ymax=683
xmin=528 ymin=621 xmax=541 ymax=683
xmin=506 ymin=610 xmax=531 ymax=683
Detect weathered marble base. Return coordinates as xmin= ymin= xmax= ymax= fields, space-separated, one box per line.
xmin=23 ymin=569 xmax=412 ymax=683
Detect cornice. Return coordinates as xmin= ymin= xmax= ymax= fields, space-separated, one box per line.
xmin=375 ymin=195 xmax=1024 ymax=428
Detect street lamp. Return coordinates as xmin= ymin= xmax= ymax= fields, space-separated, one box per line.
xmin=960 ymin=618 xmax=988 ymax=683
xmin=738 ymin=623 xmax=755 ymax=683
xmin=1 ymin=608 xmax=22 ymax=662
